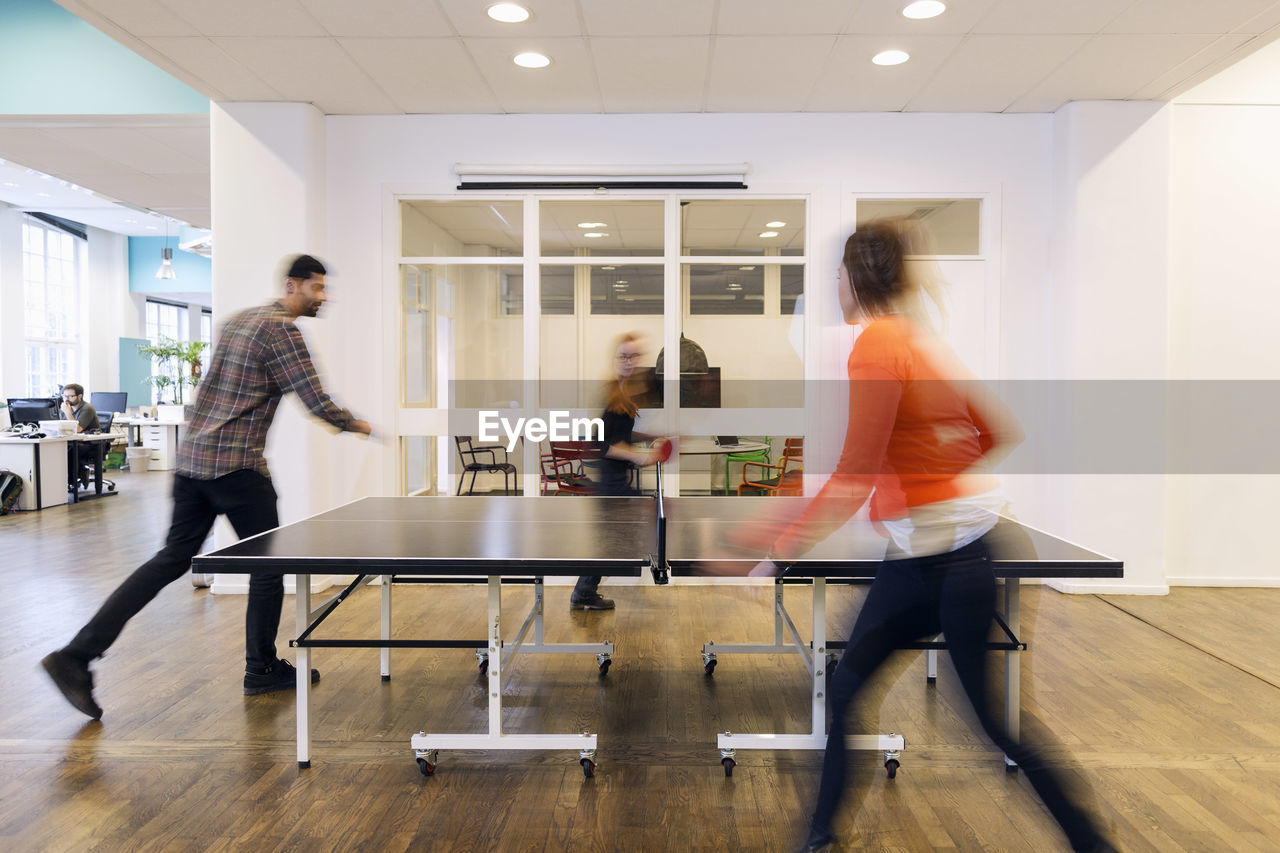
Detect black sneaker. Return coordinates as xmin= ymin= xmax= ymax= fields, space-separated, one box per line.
xmin=41 ymin=649 xmax=103 ymax=720
xmin=243 ymin=659 xmax=320 ymax=695
xmin=796 ymin=831 xmax=837 ymax=852
xmin=570 ymin=594 xmax=615 ymax=611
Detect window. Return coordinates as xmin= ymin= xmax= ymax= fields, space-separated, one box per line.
xmin=144 ymin=299 xmax=189 ymax=404
xmin=200 ymin=311 xmax=212 ymax=344
xmin=22 ymin=217 xmax=84 ymax=396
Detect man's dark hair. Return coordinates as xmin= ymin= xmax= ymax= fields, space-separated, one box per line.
xmin=64 ymin=383 xmax=84 ymax=396
xmin=285 ymin=254 xmax=326 ymax=281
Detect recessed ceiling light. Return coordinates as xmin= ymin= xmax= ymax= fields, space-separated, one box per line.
xmin=487 ymin=3 xmax=530 ymax=23
xmin=873 ymin=50 xmax=910 ymax=66
xmin=514 ymin=52 xmax=550 ymax=69
xmin=584 ymin=232 xmax=608 ymax=238
xmin=902 ymin=1 xmax=946 ymax=20
xmin=738 ymin=266 xmax=756 ymax=271
xmin=601 ymin=265 xmax=616 ymax=270
xmin=578 ymin=221 xmax=607 ymax=228
xmin=145 ymin=225 xmax=159 ymax=230
xmin=124 ymin=218 xmax=137 ymax=224
xmin=35 ymin=191 xmax=52 ymax=197
xmin=759 ymin=231 xmax=779 ymax=238
xmin=765 ymin=220 xmax=786 ymax=228
xmin=3 ymin=181 xmax=19 ymax=188
xmin=616 ymin=280 xmax=628 ymax=285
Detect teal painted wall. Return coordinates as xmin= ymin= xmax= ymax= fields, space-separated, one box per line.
xmin=118 ymin=336 xmax=151 ymax=407
xmin=128 ymin=237 xmax=211 ymax=293
xmin=0 ymin=0 xmax=208 ymax=115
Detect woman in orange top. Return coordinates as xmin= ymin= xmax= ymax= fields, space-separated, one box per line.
xmin=779 ymin=221 xmax=1112 ymax=852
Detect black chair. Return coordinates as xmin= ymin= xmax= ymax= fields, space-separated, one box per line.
xmin=455 ymin=436 xmax=518 ymax=495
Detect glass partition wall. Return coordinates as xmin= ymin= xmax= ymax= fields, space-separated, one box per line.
xmin=397 ymin=195 xmax=808 ymax=496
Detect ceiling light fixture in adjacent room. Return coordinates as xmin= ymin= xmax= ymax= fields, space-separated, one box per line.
xmin=514 ymin=52 xmax=551 ymax=68
xmin=765 ymin=220 xmax=786 ymax=228
xmin=156 ymin=219 xmax=177 ymax=280
xmin=902 ymin=1 xmax=946 ymax=20
xmin=583 ymin=232 xmax=608 ymax=238
xmin=872 ymin=50 xmax=910 ymax=66
xmin=759 ymin=231 xmax=779 ymax=238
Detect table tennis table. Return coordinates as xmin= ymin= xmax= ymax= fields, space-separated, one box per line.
xmin=192 ymin=491 xmax=1122 ymax=778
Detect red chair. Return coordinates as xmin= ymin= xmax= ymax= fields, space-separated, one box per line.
xmin=546 ymin=442 xmax=599 ymax=495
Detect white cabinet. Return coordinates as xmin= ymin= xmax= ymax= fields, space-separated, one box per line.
xmin=0 ymin=437 xmax=70 ymax=510
xmin=141 ymin=423 xmax=179 ymax=470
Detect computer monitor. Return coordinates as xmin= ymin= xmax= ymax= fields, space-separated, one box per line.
xmin=90 ymin=391 xmax=129 ymax=414
xmin=6 ymin=397 xmax=59 ymax=427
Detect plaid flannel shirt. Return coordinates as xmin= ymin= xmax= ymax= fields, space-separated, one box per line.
xmin=175 ymin=301 xmax=355 ymax=480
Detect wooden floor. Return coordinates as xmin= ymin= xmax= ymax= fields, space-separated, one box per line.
xmin=3 ymin=470 xmax=1280 ymax=852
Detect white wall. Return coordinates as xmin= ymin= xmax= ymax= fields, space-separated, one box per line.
xmin=1165 ymin=103 xmax=1280 ymax=585
xmin=84 ymin=226 xmax=129 ymax=395
xmin=0 ymin=202 xmax=24 ymax=400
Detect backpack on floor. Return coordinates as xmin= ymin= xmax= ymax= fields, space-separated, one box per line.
xmin=0 ymin=468 xmax=22 ymax=515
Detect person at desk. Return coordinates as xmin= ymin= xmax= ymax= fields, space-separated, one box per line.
xmin=59 ymin=384 xmax=97 ymax=433
xmin=41 ymin=254 xmax=373 ymax=720
xmin=570 ymin=332 xmax=663 ymax=612
xmin=750 ymin=221 xmax=1113 ymax=853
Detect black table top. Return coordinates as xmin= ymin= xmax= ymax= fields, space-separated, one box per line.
xmin=192 ymin=495 xmax=1122 ymax=580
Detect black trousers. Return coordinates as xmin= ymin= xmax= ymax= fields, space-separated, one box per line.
xmin=810 ymin=537 xmax=1104 ymax=851
xmin=66 ymin=470 xmax=284 ymax=671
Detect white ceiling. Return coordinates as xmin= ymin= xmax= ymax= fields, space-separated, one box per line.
xmin=4 ymin=0 xmax=1280 ymax=235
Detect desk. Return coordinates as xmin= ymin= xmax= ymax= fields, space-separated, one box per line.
xmin=634 ymin=438 xmax=770 ymax=494
xmin=0 ymin=435 xmax=69 ymax=510
xmin=115 ymin=418 xmax=185 ymax=470
xmin=193 ymin=494 xmax=1122 ymax=778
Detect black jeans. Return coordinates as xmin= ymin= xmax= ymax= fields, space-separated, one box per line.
xmin=66 ymin=470 xmax=284 ymax=671
xmin=810 ymin=537 xmax=1104 ymax=851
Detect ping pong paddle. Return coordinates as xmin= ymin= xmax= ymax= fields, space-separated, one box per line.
xmin=654 ymin=438 xmax=673 ymax=463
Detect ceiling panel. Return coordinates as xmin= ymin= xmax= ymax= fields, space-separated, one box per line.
xmin=706 ymin=36 xmax=837 ymax=112
xmin=906 ymin=34 xmax=1090 ymax=112
xmin=299 ymin=0 xmax=455 ymax=38
xmin=158 ymin=0 xmax=329 ymax=38
xmin=1104 ymin=0 xmax=1277 ymax=35
xmin=581 ymin=0 xmax=716 ymax=37
xmin=807 ymin=34 xmax=963 ymax=111
xmin=211 ymin=37 xmax=401 ymax=114
xmin=591 ymin=38 xmax=711 ymax=113
xmin=1146 ymin=34 xmax=1267 ymax=100
xmin=465 ymin=38 xmax=603 ymax=113
xmin=848 ymin=0 xmax=1001 ymax=36
xmin=142 ymin=36 xmax=284 ymax=101
xmin=1008 ymin=34 xmax=1221 ymax=112
xmin=974 ymin=0 xmax=1123 ymax=35
xmin=341 ymin=38 xmax=502 ymax=113
xmin=83 ymin=0 xmax=199 ymax=37
xmin=715 ymin=0 xmax=858 ymax=36
xmin=40 ymin=127 xmax=205 ymax=176
xmin=436 ymin=0 xmax=584 ymax=38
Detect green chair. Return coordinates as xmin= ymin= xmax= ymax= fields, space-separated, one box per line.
xmin=724 ymin=437 xmax=771 ymax=495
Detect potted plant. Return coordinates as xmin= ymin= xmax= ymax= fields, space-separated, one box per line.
xmin=138 ymin=338 xmax=209 ymax=416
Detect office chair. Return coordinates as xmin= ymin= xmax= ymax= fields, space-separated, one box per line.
xmin=454 ymin=436 xmax=518 ymax=495
xmin=724 ymin=437 xmax=771 ymax=494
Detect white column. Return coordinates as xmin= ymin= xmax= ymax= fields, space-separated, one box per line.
xmin=0 ymin=203 xmax=26 ymax=398
xmin=209 ymin=102 xmax=330 ymax=593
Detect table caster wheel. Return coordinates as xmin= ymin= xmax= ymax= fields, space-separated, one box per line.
xmin=704 ymin=658 xmax=717 ymax=676
xmin=478 ymin=658 xmax=489 ymax=677
xmin=580 ymin=758 xmax=595 ymax=778
xmin=722 ymin=757 xmax=736 ymax=777
xmin=598 ymin=658 xmax=611 ymax=677
xmin=884 ymin=758 xmax=899 ymax=779
xmin=418 ymin=757 xmax=436 ymax=776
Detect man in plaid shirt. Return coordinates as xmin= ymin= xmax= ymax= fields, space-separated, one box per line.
xmin=42 ymin=254 xmax=372 ymax=718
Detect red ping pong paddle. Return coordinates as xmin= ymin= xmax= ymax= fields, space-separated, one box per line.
xmin=654 ymin=438 xmax=673 ymax=463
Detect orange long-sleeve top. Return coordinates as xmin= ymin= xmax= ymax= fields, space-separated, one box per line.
xmin=772 ymin=315 xmax=1007 ymax=559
